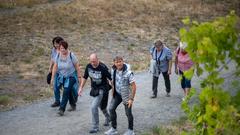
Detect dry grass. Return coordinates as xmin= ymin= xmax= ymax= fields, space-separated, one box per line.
xmin=0 ymin=95 xmax=12 ymax=105
xmin=0 ymin=0 xmax=239 ymax=110
xmin=142 ymin=116 xmax=194 ymax=135
xmin=0 ymin=0 xmax=51 ymax=8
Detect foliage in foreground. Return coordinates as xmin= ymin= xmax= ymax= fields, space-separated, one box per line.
xmin=180 ymin=11 xmax=240 ymax=135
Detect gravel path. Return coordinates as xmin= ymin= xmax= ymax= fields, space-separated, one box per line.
xmin=2 ymin=61 xmax=237 ymax=135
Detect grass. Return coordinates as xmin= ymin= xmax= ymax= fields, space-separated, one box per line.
xmin=153 ymin=126 xmax=175 ymax=135
xmin=143 ymin=116 xmax=192 ymax=135
xmin=0 ymin=95 xmax=12 ymax=105
xmin=0 ymin=0 xmax=239 ymax=110
xmin=0 ymin=2 xmax=14 ymax=9
xmin=0 ymin=0 xmax=50 ymax=8
xmin=39 ymin=87 xmax=53 ymax=98
xmin=33 ymin=47 xmax=45 ymax=57
xmin=127 ymin=43 xmax=136 ymax=52
xmin=172 ymin=116 xmax=188 ymax=126
xmin=23 ymin=94 xmax=36 ymax=102
xmin=23 ymin=86 xmax=53 ymax=102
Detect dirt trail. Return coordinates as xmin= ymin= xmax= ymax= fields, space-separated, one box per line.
xmin=0 ymin=69 xmax=190 ymax=135
xmin=0 ymin=60 xmax=238 ymax=135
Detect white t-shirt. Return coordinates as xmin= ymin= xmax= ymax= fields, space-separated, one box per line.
xmin=55 ymin=52 xmax=78 ymax=77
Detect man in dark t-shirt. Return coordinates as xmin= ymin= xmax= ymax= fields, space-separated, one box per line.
xmin=78 ymin=53 xmax=112 ymax=134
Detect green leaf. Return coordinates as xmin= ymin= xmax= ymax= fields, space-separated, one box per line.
xmin=182 ymin=17 xmax=190 ymax=25
xmin=196 ymin=66 xmax=203 ymax=76
xmin=178 ymin=11 xmax=240 ymax=135
xmin=184 ymin=68 xmax=194 ymax=80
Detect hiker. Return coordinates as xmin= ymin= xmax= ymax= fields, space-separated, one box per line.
xmin=105 ymin=56 xmax=136 ymax=135
xmin=78 ymin=53 xmax=111 ymax=134
xmin=49 ymin=36 xmax=64 ymax=107
xmin=174 ymin=42 xmax=194 ymax=101
xmin=149 ymin=39 xmax=172 ymax=98
xmin=51 ymin=40 xmax=82 ymax=116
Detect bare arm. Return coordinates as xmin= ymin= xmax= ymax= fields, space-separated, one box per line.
xmin=110 ymin=80 xmax=114 ymax=96
xmin=174 ymin=52 xmax=179 ymax=74
xmin=48 ymin=60 xmax=54 ymax=73
xmin=78 ymin=78 xmax=87 ymax=96
xmin=128 ymin=81 xmax=136 ymax=108
xmin=168 ymin=59 xmax=172 ymax=75
xmin=51 ymin=63 xmax=57 ymax=85
xmin=74 ymin=63 xmax=82 ymax=85
xmin=130 ymin=82 xmax=136 ymax=100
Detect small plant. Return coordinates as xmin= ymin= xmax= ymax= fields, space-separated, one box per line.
xmin=0 ymin=95 xmax=12 ymax=105
xmin=39 ymin=87 xmax=53 ymax=98
xmin=0 ymin=2 xmax=15 ymax=9
xmin=23 ymin=94 xmax=37 ymax=102
xmin=23 ymin=56 xmax=33 ymax=64
xmin=146 ymin=126 xmax=175 ymax=135
xmin=34 ymin=47 xmax=45 ymax=57
xmin=127 ymin=43 xmax=136 ymax=52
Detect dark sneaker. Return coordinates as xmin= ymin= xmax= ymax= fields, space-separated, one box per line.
xmin=51 ymin=102 xmax=60 ymax=107
xmin=89 ymin=128 xmax=99 ymax=134
xmin=67 ymin=106 xmax=76 ymax=112
xmin=150 ymin=95 xmax=157 ymax=98
xmin=166 ymin=93 xmax=170 ymax=97
xmin=57 ymin=109 xmax=64 ymax=116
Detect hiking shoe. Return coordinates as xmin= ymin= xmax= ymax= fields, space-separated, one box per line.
xmin=104 ymin=127 xmax=118 ymax=135
xmin=123 ymin=129 xmax=135 ymax=135
xmin=150 ymin=95 xmax=157 ymax=98
xmin=67 ymin=106 xmax=76 ymax=112
xmin=89 ymin=128 xmax=99 ymax=134
xmin=51 ymin=101 xmax=60 ymax=107
xmin=103 ymin=117 xmax=110 ymax=126
xmin=166 ymin=93 xmax=170 ymax=97
xmin=57 ymin=109 xmax=64 ymax=116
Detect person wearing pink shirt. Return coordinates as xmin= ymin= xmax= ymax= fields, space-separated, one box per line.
xmin=175 ymin=42 xmax=194 ymax=101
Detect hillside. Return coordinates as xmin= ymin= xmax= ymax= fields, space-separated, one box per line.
xmin=0 ymin=0 xmax=239 ymax=110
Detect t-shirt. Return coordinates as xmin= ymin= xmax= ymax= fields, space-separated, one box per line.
xmin=51 ymin=48 xmax=58 ymax=62
xmin=83 ymin=62 xmax=112 ymax=88
xmin=175 ymin=48 xmax=194 ymax=71
xmin=55 ymin=52 xmax=78 ymax=77
xmin=115 ymin=69 xmax=135 ymax=95
xmin=150 ymin=46 xmax=173 ymax=72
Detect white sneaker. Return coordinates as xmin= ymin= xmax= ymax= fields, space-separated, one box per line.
xmin=182 ymin=97 xmax=185 ymax=101
xmin=104 ymin=127 xmax=118 ymax=135
xmin=123 ymin=129 xmax=135 ymax=135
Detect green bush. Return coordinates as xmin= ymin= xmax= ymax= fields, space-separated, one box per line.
xmin=180 ymin=11 xmax=240 ymax=135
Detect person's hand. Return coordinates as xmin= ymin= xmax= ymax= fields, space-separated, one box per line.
xmin=78 ymin=88 xmax=83 ymax=96
xmin=168 ymin=69 xmax=172 ymax=75
xmin=127 ymin=99 xmax=133 ymax=108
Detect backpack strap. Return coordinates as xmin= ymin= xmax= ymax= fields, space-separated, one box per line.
xmin=69 ymin=52 xmax=75 ymax=66
xmin=70 ymin=52 xmax=73 ymax=61
xmin=56 ymin=53 xmax=60 ymax=64
xmin=113 ymin=69 xmax=117 ymax=97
